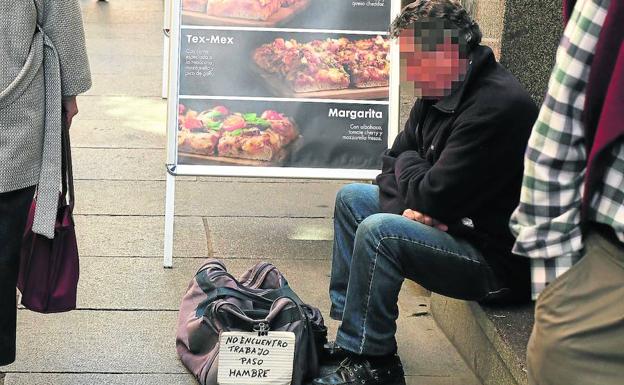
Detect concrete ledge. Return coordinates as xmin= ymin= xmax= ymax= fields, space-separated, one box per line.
xmin=430 ymin=294 xmax=534 ymax=385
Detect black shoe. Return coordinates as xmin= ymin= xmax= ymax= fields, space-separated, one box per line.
xmin=321 ymin=341 xmax=349 ymax=364
xmin=313 ymin=355 xmax=406 ymax=385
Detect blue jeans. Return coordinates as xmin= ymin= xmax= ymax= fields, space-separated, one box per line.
xmin=330 ymin=183 xmax=505 ymax=356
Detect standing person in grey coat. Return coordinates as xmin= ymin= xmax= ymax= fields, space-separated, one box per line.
xmin=0 ymin=0 xmax=91 ymax=381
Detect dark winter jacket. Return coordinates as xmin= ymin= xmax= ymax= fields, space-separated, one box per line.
xmin=376 ymin=45 xmax=538 ymax=299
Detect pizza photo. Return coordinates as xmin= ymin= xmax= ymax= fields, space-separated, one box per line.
xmin=178 ymin=104 xmax=300 ymax=164
xmin=182 ymin=0 xmax=311 ymax=26
xmin=252 ymin=35 xmax=390 ymax=98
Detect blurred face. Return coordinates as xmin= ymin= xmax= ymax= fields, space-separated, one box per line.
xmin=399 ymin=19 xmax=470 ymax=99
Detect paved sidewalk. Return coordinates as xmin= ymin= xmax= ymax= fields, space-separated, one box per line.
xmin=4 ymin=1 xmax=480 ymax=384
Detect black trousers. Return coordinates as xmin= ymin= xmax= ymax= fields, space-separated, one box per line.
xmin=0 ymin=186 xmax=35 ymax=366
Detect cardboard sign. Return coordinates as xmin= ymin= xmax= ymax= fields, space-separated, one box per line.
xmin=218 ymin=331 xmax=296 ymax=385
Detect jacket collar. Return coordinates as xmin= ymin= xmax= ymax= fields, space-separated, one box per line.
xmin=432 ymin=45 xmax=496 ymax=114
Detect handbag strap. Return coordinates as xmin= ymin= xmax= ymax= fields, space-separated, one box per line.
xmin=60 ymin=121 xmax=75 ymax=210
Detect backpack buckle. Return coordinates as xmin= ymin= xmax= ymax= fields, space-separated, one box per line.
xmin=253 ymin=321 xmax=270 ymax=336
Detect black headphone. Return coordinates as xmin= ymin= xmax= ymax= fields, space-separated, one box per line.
xmin=465 ymin=20 xmax=478 ymax=45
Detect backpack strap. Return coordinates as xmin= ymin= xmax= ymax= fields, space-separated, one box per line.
xmin=206 ymin=287 xmax=274 ymax=307
xmin=217 ymin=307 xmax=305 ymax=331
xmin=203 ymin=286 xmax=304 ymax=307
xmin=260 ymin=286 xmax=304 ymax=305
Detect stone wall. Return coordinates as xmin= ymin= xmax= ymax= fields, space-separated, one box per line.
xmin=398 ymin=0 xmax=564 ymax=104
xmin=470 ymin=0 xmax=505 ymax=58
xmin=500 ymin=0 xmax=563 ymax=104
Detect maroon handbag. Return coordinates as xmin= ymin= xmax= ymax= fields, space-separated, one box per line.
xmin=18 ymin=126 xmax=79 ymax=313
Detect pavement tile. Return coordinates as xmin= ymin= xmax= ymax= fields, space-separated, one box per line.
xmin=177 ymin=182 xmax=343 ymax=218
xmin=83 ymin=22 xmax=163 ymax=39
xmin=206 ymin=216 xmax=333 ymax=259
xmin=177 ymin=180 xmax=343 ymax=218
xmin=405 ymin=376 xmax=481 ymax=385
xmin=73 ymin=180 xmax=345 ymax=217
xmin=76 ymin=256 xmax=199 ymax=311
xmin=393 ymin=285 xmax=475 ymax=378
xmin=85 ymin=74 xmax=162 ymax=97
xmin=81 ymin=9 xmax=164 ymax=25
xmin=74 ymin=180 xmax=163 ymax=215
xmin=74 ymin=216 xmax=332 ymax=259
xmin=86 ymin=37 xmax=164 ymax=58
xmin=88 ymin=55 xmax=165 ymax=76
xmin=7 ymin=311 xmax=185 ymax=374
xmin=5 ymin=374 xmax=195 ymax=385
xmin=74 ymin=215 xmax=207 ymax=258
xmin=71 ymin=119 xmax=166 ymax=149
xmin=396 ymin=311 xmax=473 ymax=377
xmin=76 ymin=257 xmax=333 ymax=312
xmin=80 ymin=0 xmax=165 ymax=12
xmin=73 ymin=148 xmax=167 ymax=181
xmin=76 ymin=96 xmax=167 ymax=122
xmin=71 ymin=96 xmax=166 ymax=149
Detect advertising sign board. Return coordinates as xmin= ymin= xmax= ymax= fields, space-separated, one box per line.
xmin=164 ymin=0 xmax=401 ymax=266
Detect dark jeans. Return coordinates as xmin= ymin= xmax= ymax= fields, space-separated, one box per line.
xmin=330 ymin=184 xmax=506 ymax=356
xmin=0 ymin=185 xmax=35 ymax=366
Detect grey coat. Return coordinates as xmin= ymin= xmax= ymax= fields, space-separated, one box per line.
xmin=0 ymin=0 xmax=91 ymax=238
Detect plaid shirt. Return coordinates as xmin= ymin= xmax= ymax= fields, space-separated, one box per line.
xmin=509 ymin=0 xmax=624 ymax=299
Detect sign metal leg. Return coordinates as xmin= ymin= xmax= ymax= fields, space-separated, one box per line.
xmin=162 ymin=0 xmax=172 ymax=99
xmin=162 ymin=35 xmax=170 ymax=99
xmin=164 ymin=172 xmax=176 ymax=268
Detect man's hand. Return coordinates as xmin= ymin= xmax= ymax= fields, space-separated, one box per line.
xmin=403 ymin=209 xmax=448 ymax=232
xmin=62 ymin=96 xmax=79 ymax=129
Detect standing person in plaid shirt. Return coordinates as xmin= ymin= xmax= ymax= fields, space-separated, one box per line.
xmin=510 ymin=0 xmax=624 ymax=384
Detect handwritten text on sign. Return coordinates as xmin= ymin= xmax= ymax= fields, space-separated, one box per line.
xmin=218 ymin=332 xmax=295 ymax=385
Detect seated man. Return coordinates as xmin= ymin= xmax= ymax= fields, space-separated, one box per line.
xmin=313 ymin=1 xmax=538 ymax=384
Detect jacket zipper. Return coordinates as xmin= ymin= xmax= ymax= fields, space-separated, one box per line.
xmin=419 ymin=111 xmax=433 ymax=158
